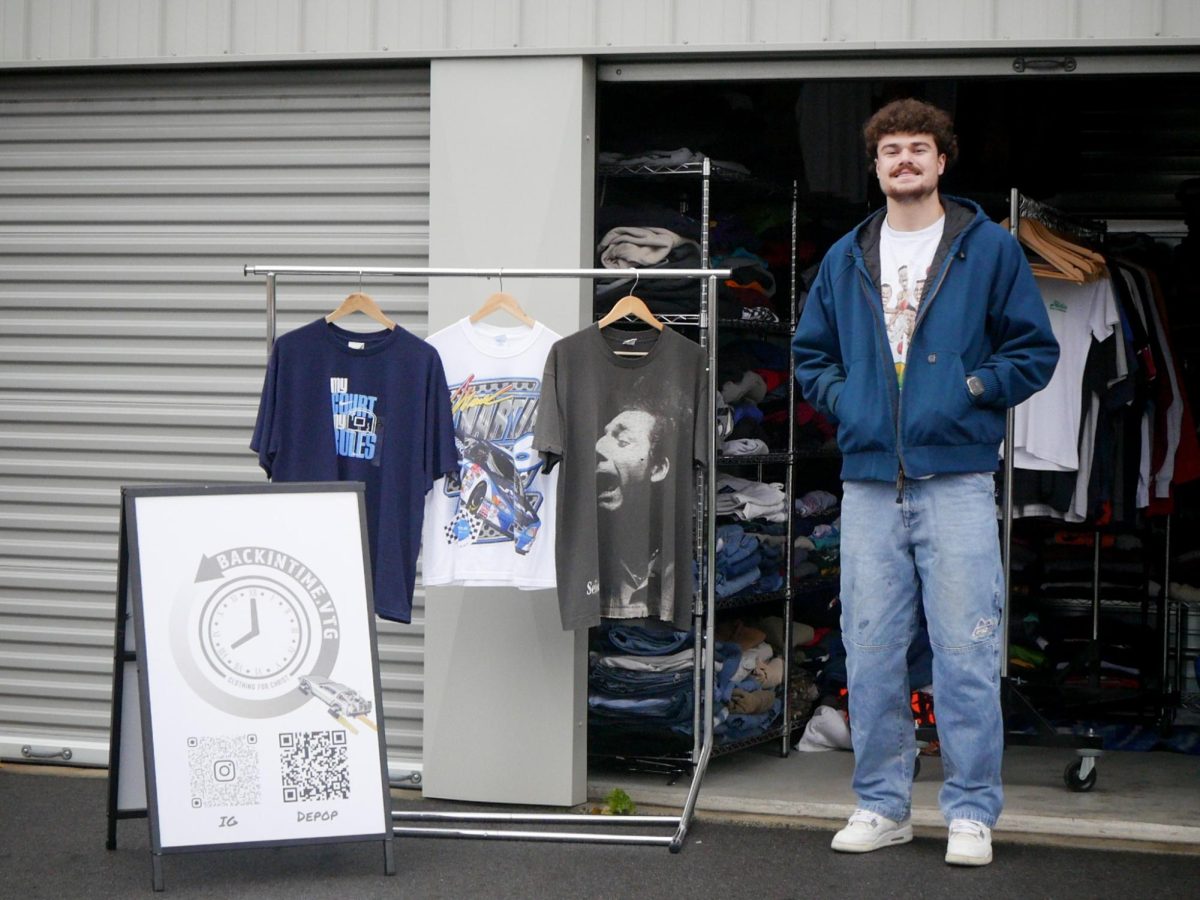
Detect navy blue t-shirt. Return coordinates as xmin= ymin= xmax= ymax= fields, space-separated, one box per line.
xmin=251 ymin=319 xmax=458 ymax=623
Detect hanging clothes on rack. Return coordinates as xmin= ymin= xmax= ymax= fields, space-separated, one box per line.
xmin=534 ymin=319 xmax=707 ymax=631
xmin=245 ymin=263 xmax=729 ymax=852
xmin=251 ymin=315 xmax=458 ymax=623
xmin=1001 ymin=199 xmax=1200 ymax=732
xmin=421 ymin=314 xmax=562 ymax=590
xmin=1010 ymin=276 xmax=1122 ymax=514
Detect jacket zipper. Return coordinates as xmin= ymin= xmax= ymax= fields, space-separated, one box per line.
xmin=892 ymin=251 xmax=957 ymax=503
xmin=854 ymin=260 xmax=908 ymax=502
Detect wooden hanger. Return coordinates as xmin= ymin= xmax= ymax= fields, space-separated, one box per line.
xmin=597 ymin=275 xmax=664 ymax=357
xmin=597 ymin=270 xmax=664 ymax=333
xmin=469 ymin=285 xmax=536 ymax=328
xmin=325 ymin=290 xmax=396 ymax=330
xmin=1026 ymin=217 xmax=1106 ymax=265
xmin=1003 ymin=217 xmax=1089 ymax=283
xmin=596 ymin=293 xmax=664 ymax=332
xmin=1022 ymin=218 xmax=1107 ymax=282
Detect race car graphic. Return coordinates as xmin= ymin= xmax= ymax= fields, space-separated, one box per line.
xmin=457 ymin=436 xmax=541 ymax=554
xmin=442 ymin=374 xmax=546 ymax=552
xmin=297 ymin=675 xmax=377 ymax=734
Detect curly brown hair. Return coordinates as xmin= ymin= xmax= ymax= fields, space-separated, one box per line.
xmin=863 ymin=98 xmax=958 ymax=168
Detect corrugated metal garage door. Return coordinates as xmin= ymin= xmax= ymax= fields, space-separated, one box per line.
xmin=0 ymin=65 xmax=432 ymax=773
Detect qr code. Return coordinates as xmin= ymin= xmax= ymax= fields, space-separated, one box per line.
xmin=187 ymin=734 xmax=261 ymax=809
xmin=279 ymin=730 xmax=350 ymax=803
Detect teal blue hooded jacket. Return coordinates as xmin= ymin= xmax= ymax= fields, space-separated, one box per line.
xmin=792 ymin=196 xmax=1059 ymax=483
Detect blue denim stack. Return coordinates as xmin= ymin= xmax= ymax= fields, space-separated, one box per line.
xmin=587 ymin=624 xmax=699 ymax=754
xmin=715 ymin=523 xmax=787 ymax=599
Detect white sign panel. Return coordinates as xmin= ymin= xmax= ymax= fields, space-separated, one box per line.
xmin=127 ymin=485 xmax=390 ymax=852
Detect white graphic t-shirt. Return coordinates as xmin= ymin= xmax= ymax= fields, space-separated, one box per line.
xmin=879 ymin=214 xmax=945 ymax=388
xmin=421 ymin=317 xmax=561 ymax=589
xmin=1011 ymin=276 xmax=1119 ymax=472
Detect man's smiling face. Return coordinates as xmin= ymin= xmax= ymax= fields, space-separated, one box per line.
xmin=874 ymin=132 xmax=945 ymax=203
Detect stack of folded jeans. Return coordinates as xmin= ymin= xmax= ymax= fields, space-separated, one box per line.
xmin=716 ymin=523 xmax=762 ymax=597
xmin=588 ymin=624 xmax=701 ymax=754
xmin=716 ymin=523 xmax=786 ymax=599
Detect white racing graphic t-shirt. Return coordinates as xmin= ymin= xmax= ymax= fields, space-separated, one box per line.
xmin=879 ymin=214 xmax=945 ymax=388
xmin=421 ymin=317 xmax=561 ymax=589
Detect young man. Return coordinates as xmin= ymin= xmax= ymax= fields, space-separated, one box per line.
xmin=792 ymin=98 xmax=1059 ymax=866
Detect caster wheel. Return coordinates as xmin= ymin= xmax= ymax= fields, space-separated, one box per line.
xmin=913 ymin=756 xmax=922 ymax=780
xmin=1064 ymin=758 xmax=1097 ymax=792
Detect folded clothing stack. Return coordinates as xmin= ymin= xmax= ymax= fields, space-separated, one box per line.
xmin=793 ymin=491 xmax=842 ymax=582
xmin=717 ymin=474 xmax=788 ymax=523
xmin=592 ymin=202 xmax=738 ymax=318
xmin=715 ymin=523 xmax=785 ymax=598
xmin=587 ymin=623 xmax=698 ymax=755
xmin=712 ymin=618 xmax=785 ymax=744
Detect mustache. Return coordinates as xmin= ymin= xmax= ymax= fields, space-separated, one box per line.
xmin=890 ymin=165 xmax=921 ymax=176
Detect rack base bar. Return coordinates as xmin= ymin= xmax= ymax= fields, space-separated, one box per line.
xmin=392 ymin=812 xmax=680 ymax=826
xmin=1005 ymin=732 xmax=1106 ymax=751
xmin=392 ymin=827 xmax=675 ymax=845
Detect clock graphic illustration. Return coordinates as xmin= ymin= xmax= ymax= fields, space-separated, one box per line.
xmin=200 ymin=577 xmax=311 ymax=681
xmin=171 ymin=548 xmax=340 ymax=718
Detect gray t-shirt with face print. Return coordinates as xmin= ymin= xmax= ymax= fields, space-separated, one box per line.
xmin=534 ymin=325 xmax=708 ymax=631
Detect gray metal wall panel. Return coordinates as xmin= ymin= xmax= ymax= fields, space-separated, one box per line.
xmin=0 ymin=65 xmax=432 ymax=769
xmin=3 ymin=0 xmax=1200 ymax=66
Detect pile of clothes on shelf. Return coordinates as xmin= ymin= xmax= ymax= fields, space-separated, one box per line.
xmin=717 ymin=336 xmax=793 ymax=453
xmin=717 ymin=474 xmax=788 ymax=523
xmin=715 ymin=615 xmax=822 ymax=747
xmin=793 ymin=489 xmax=841 ymax=585
xmin=791 ymin=615 xmax=937 ymax=754
xmin=712 ymin=248 xmax=781 ymax=324
xmin=587 ymin=616 xmax=826 ymax=754
xmin=715 ymin=522 xmax=786 ymax=599
xmin=709 ymin=201 xmax=795 ymax=324
xmin=587 ymin=624 xmax=696 ymax=755
xmin=711 ymin=616 xmax=787 ymax=746
xmin=593 ymin=152 xmax=793 ymax=324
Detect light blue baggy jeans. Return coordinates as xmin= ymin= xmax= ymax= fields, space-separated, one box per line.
xmin=839 ymin=472 xmax=1005 ymax=827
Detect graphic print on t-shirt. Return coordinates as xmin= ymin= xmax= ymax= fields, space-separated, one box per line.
xmin=330 ymin=377 xmax=381 ymax=462
xmin=879 ymin=214 xmax=944 ymax=390
xmin=441 ymin=374 xmax=546 ymax=554
xmin=881 ymin=264 xmax=927 ymax=388
xmin=594 ymin=380 xmax=678 ymax=620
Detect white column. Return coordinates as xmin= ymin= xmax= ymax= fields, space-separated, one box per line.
xmin=421 ymin=56 xmax=594 ymax=805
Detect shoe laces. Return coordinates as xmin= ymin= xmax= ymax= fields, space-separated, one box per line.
xmin=949 ymin=820 xmax=988 ymax=839
xmin=847 ymin=809 xmax=881 ymax=827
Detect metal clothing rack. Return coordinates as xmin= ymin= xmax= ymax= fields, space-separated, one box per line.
xmin=1010 ymin=194 xmax=1185 ymax=731
xmin=597 ymin=157 xmax=804 ymax=761
xmin=244 ymin=263 xmax=730 ymax=851
xmin=1001 ymin=190 xmax=1108 ymax=784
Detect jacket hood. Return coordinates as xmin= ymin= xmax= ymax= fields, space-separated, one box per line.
xmin=853 ymin=195 xmax=985 ymax=288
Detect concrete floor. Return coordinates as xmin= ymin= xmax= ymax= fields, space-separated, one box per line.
xmin=588 ymin=743 xmax=1200 ymax=850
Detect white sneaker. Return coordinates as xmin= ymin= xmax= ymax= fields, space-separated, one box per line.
xmin=945 ymin=819 xmax=993 ymax=866
xmin=830 ymin=808 xmax=913 ymax=853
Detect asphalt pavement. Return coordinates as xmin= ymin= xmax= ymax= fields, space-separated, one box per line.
xmin=3 ymin=764 xmax=1197 ymax=899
